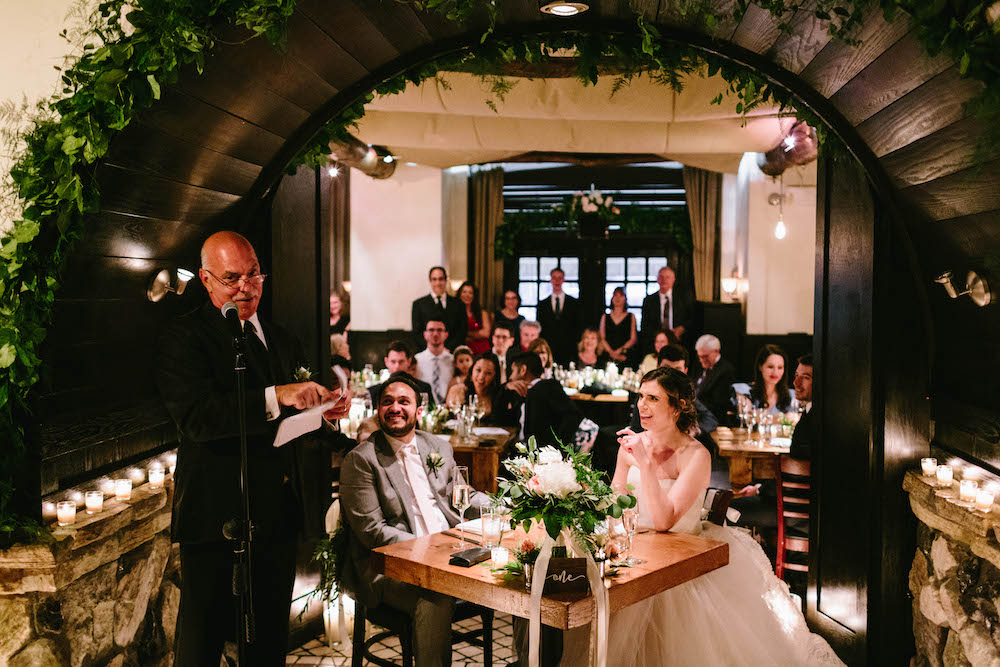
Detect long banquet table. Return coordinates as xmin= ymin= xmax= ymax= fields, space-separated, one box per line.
xmin=372 ymin=529 xmax=729 ymax=629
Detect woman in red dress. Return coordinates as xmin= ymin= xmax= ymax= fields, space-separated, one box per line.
xmin=458 ymin=281 xmax=491 ymax=355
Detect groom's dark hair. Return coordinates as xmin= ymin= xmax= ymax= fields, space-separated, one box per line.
xmin=379 ymin=372 xmax=421 ymax=401
xmin=510 ymin=352 xmax=543 ymax=379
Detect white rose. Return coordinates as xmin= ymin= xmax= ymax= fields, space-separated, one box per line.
xmin=537 ymin=446 xmax=563 ymax=465
xmin=533 ymin=461 xmax=582 ymax=498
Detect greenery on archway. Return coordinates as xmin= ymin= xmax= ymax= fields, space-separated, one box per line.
xmin=0 ymin=0 xmax=998 ymax=537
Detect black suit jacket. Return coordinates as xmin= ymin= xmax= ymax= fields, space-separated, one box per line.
xmin=156 ymin=302 xmax=325 ymax=544
xmin=695 ymin=357 xmax=737 ymax=427
xmin=411 ymin=294 xmax=466 ymax=351
xmin=521 ymin=379 xmax=583 ymax=447
xmin=789 ymin=406 xmax=817 ymax=460
xmin=536 ymin=294 xmax=581 ymax=365
xmin=639 ymin=290 xmax=694 ymax=350
xmin=368 ymin=374 xmax=436 ymax=408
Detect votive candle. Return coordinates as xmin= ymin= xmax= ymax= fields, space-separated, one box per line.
xmin=166 ymin=453 xmax=177 ymax=475
xmin=84 ymin=490 xmax=103 ymax=514
xmin=491 ymin=546 xmax=509 ymax=568
xmin=115 ymin=479 xmax=132 ymax=501
xmin=936 ymin=465 xmax=953 ymax=487
xmin=960 ymin=479 xmax=979 ymax=503
xmin=56 ymin=501 xmax=77 ymax=526
xmin=148 ymin=465 xmax=165 ymax=489
xmin=976 ymin=489 xmax=995 ymax=512
xmin=921 ymin=458 xmax=937 ymax=477
xmin=41 ymin=501 xmax=56 ymax=520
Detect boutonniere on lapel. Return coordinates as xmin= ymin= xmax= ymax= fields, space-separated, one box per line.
xmin=426 ymin=450 xmax=444 ymax=477
xmin=292 ymin=366 xmax=313 ymax=382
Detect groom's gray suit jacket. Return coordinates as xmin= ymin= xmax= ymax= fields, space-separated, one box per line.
xmin=339 ymin=429 xmax=487 ymax=606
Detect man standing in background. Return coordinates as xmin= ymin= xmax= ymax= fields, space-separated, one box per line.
xmin=640 ymin=266 xmax=692 ymax=352
xmin=411 ymin=266 xmax=465 ymax=351
xmin=536 ymin=268 xmax=581 ymax=365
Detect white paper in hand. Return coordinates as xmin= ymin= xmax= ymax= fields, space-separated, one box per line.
xmin=272 ymin=401 xmax=336 ymax=448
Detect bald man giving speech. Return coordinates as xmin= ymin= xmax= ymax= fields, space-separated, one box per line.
xmin=156 ymin=232 xmax=348 ymax=665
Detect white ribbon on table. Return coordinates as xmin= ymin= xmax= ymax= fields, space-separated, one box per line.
xmin=527 ymin=529 xmax=609 ymax=667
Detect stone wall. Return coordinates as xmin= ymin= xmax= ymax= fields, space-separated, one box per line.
xmin=905 ymin=471 xmax=1000 ymax=666
xmin=0 ymin=480 xmax=179 ymax=666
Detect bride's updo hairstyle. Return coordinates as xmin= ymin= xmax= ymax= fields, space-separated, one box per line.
xmin=639 ymin=366 xmax=699 ymax=433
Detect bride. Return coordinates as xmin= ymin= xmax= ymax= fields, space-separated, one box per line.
xmin=561 ymin=367 xmax=844 ymax=667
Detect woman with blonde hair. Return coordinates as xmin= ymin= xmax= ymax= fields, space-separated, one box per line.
xmin=575 ymin=328 xmax=609 ymax=368
xmin=527 ymin=338 xmax=554 ymax=378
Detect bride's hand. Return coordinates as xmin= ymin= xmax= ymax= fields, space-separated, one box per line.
xmin=616 ymin=429 xmax=652 ymax=467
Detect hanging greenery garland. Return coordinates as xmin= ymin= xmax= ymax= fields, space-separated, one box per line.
xmin=1 ymin=0 xmax=998 ymax=538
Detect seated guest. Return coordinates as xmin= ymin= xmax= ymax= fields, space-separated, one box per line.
xmin=494 ymin=290 xmax=525 ymax=343
xmin=750 ymin=343 xmax=793 ymax=414
xmin=490 ymin=323 xmax=516 ymax=382
xmin=329 ymin=291 xmax=350 ymax=334
xmin=527 ymin=338 xmax=554 ymax=379
xmin=694 ymin=334 xmax=737 ymax=426
xmin=412 ymin=266 xmax=465 ymax=351
xmin=414 ymin=319 xmax=453 ymax=406
xmin=458 ymin=281 xmax=491 ymax=354
xmin=599 ymin=286 xmax=637 ymax=365
xmin=447 ymin=345 xmax=474 ymax=390
xmin=790 ymin=354 xmax=816 ymax=460
xmin=445 ymin=353 xmax=518 ymax=427
xmin=339 ymin=373 xmax=490 ymax=667
xmin=519 ymin=320 xmax=542 ymax=352
xmin=638 ymin=329 xmax=680 ymax=376
xmin=369 ymin=341 xmax=435 ymax=408
xmin=330 ymin=333 xmax=351 ymax=369
xmin=506 ymin=353 xmax=597 ymax=452
xmin=575 ymin=328 xmax=609 ymax=369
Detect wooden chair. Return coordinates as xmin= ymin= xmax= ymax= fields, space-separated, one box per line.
xmin=775 ymin=455 xmax=810 ymax=580
xmin=350 ymin=598 xmax=493 ymax=667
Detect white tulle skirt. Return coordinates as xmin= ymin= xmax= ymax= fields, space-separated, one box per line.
xmin=560 ymin=522 xmax=844 ymax=667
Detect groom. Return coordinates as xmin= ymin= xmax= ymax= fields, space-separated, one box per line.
xmin=339 ymin=372 xmax=489 ymax=666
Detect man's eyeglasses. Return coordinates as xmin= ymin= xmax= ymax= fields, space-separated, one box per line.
xmin=204 ymin=269 xmax=267 ymax=290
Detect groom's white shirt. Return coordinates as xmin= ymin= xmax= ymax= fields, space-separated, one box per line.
xmin=385 ymin=431 xmax=448 ymax=536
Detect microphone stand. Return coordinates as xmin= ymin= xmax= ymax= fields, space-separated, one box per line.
xmin=224 ymin=332 xmax=255 ymax=664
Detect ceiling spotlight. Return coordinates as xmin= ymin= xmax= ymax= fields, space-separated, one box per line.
xmin=328 ymin=165 xmax=340 ymax=178
xmin=539 ymin=1 xmax=589 ymax=16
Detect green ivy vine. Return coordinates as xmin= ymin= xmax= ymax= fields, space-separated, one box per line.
xmin=2 ymin=0 xmax=999 ymax=539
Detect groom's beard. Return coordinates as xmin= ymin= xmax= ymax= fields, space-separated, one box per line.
xmin=380 ymin=410 xmax=417 ymax=438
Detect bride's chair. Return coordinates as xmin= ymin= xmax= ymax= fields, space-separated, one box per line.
xmin=775 ymin=455 xmax=811 ymax=580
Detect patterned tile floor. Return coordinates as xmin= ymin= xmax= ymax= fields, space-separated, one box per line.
xmin=286 ymin=612 xmax=515 ymax=666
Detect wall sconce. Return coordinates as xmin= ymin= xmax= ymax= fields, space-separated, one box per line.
xmin=450 ymin=279 xmax=464 ymax=293
xmin=342 ymin=281 xmax=352 ymax=293
xmin=722 ymin=276 xmax=739 ymax=297
xmin=935 ymin=270 xmax=992 ymax=307
xmin=147 ymin=268 xmax=194 ymax=302
xmin=539 ymin=1 xmax=589 ymax=16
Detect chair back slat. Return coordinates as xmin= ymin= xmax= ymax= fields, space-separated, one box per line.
xmin=776 ymin=454 xmax=811 ymax=582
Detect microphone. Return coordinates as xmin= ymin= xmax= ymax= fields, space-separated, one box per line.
xmin=222 ymin=301 xmax=246 ymax=342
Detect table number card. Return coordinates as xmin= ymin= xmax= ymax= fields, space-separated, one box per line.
xmin=542 ymin=558 xmax=591 ymax=593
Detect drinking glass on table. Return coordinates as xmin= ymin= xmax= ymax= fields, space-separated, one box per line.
xmin=451 ymin=466 xmax=472 ymax=548
xmin=481 ymin=506 xmax=504 ymax=549
xmin=620 ymin=506 xmax=643 ymax=565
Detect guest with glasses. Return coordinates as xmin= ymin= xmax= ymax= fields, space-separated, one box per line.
xmin=414 ymin=320 xmax=454 ymax=406
xmin=411 ymin=266 xmax=466 ymax=351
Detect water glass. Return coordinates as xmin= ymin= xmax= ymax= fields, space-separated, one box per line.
xmin=481 ymin=508 xmax=504 ymax=548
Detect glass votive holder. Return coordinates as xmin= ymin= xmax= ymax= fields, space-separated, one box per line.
xmin=960 ymin=479 xmax=979 ymax=503
xmin=921 ymin=457 xmax=937 ymax=477
xmin=491 ymin=546 xmax=509 ymax=568
xmin=84 ymin=490 xmax=104 ymax=514
xmin=976 ymin=489 xmax=995 ymax=512
xmin=115 ymin=479 xmax=132 ymax=501
xmin=936 ymin=465 xmax=953 ymax=487
xmin=148 ymin=466 xmax=165 ymax=489
xmin=56 ymin=500 xmax=77 ymax=526
xmin=166 ymin=453 xmax=177 ymax=475
xmin=41 ymin=501 xmax=57 ymax=521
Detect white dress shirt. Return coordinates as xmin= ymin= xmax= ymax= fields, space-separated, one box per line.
xmin=234 ymin=311 xmax=281 ymax=422
xmin=415 ymin=348 xmax=454 ymax=404
xmin=658 ymin=289 xmax=674 ymax=330
xmin=430 ymin=293 xmax=447 ymax=309
xmin=386 ymin=432 xmax=449 ymax=536
xmin=551 ymin=291 xmax=564 ymax=316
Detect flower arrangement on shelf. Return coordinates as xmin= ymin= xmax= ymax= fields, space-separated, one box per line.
xmin=494 ymin=436 xmax=636 ymax=547
xmin=564 ymin=188 xmax=621 ymax=219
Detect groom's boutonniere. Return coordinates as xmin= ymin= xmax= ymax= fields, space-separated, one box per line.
xmin=293 ymin=366 xmax=313 ymax=382
xmin=426 ymin=450 xmax=444 ymax=477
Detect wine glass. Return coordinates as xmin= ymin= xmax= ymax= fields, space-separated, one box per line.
xmin=451 ymin=466 xmax=472 ymax=548
xmin=620 ymin=507 xmax=643 ymax=565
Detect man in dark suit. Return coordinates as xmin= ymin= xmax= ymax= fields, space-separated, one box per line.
xmin=535 ymin=268 xmax=581 ymax=366
xmin=790 ymin=354 xmax=816 ymax=460
xmin=156 ymin=231 xmax=349 ymax=666
xmin=490 ymin=323 xmax=517 ymax=383
xmin=340 ymin=374 xmax=489 ymax=666
xmin=411 ymin=266 xmax=466 ymax=351
xmin=640 ymin=265 xmax=693 ymax=352
xmin=368 ymin=340 xmax=435 ymax=408
xmin=693 ymin=334 xmax=737 ymax=427
xmin=507 ymin=352 xmax=584 ymax=448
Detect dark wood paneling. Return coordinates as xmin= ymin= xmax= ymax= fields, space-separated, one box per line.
xmin=879 ymin=116 xmax=992 ymax=187
xmin=174 ymin=61 xmax=311 ymax=137
xmin=798 ymin=10 xmax=910 ymax=98
xmin=767 ymin=8 xmax=832 ymax=75
xmin=75 ymin=211 xmax=207 ymax=261
xmin=285 ymin=10 xmax=369 ymax=91
xmin=106 ymin=121 xmax=262 ymax=195
xmin=596 ymin=0 xmax=633 ymax=20
xmin=730 ymin=4 xmax=784 ymax=54
xmin=829 ymin=31 xmax=953 ymax=125
xmin=856 ymin=67 xmax=983 ymax=158
xmin=298 ymin=0 xmax=401 ymax=71
xmin=932 ymin=208 xmax=1000 ymax=258
xmin=354 ymin=0 xmax=433 ymax=53
xmin=498 ymin=0 xmax=543 ymax=24
xmin=98 ymin=164 xmax=240 ymax=223
xmin=133 ymin=86 xmax=285 ymax=166
xmin=900 ymin=158 xmax=1000 ymax=220
xmin=683 ymin=0 xmax=741 ymax=40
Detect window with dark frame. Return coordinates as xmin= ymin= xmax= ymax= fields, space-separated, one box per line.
xmin=516 ymin=256 xmax=580 ymax=322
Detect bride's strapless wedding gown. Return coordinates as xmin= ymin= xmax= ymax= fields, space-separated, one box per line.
xmin=560 ymin=470 xmax=844 ymax=667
